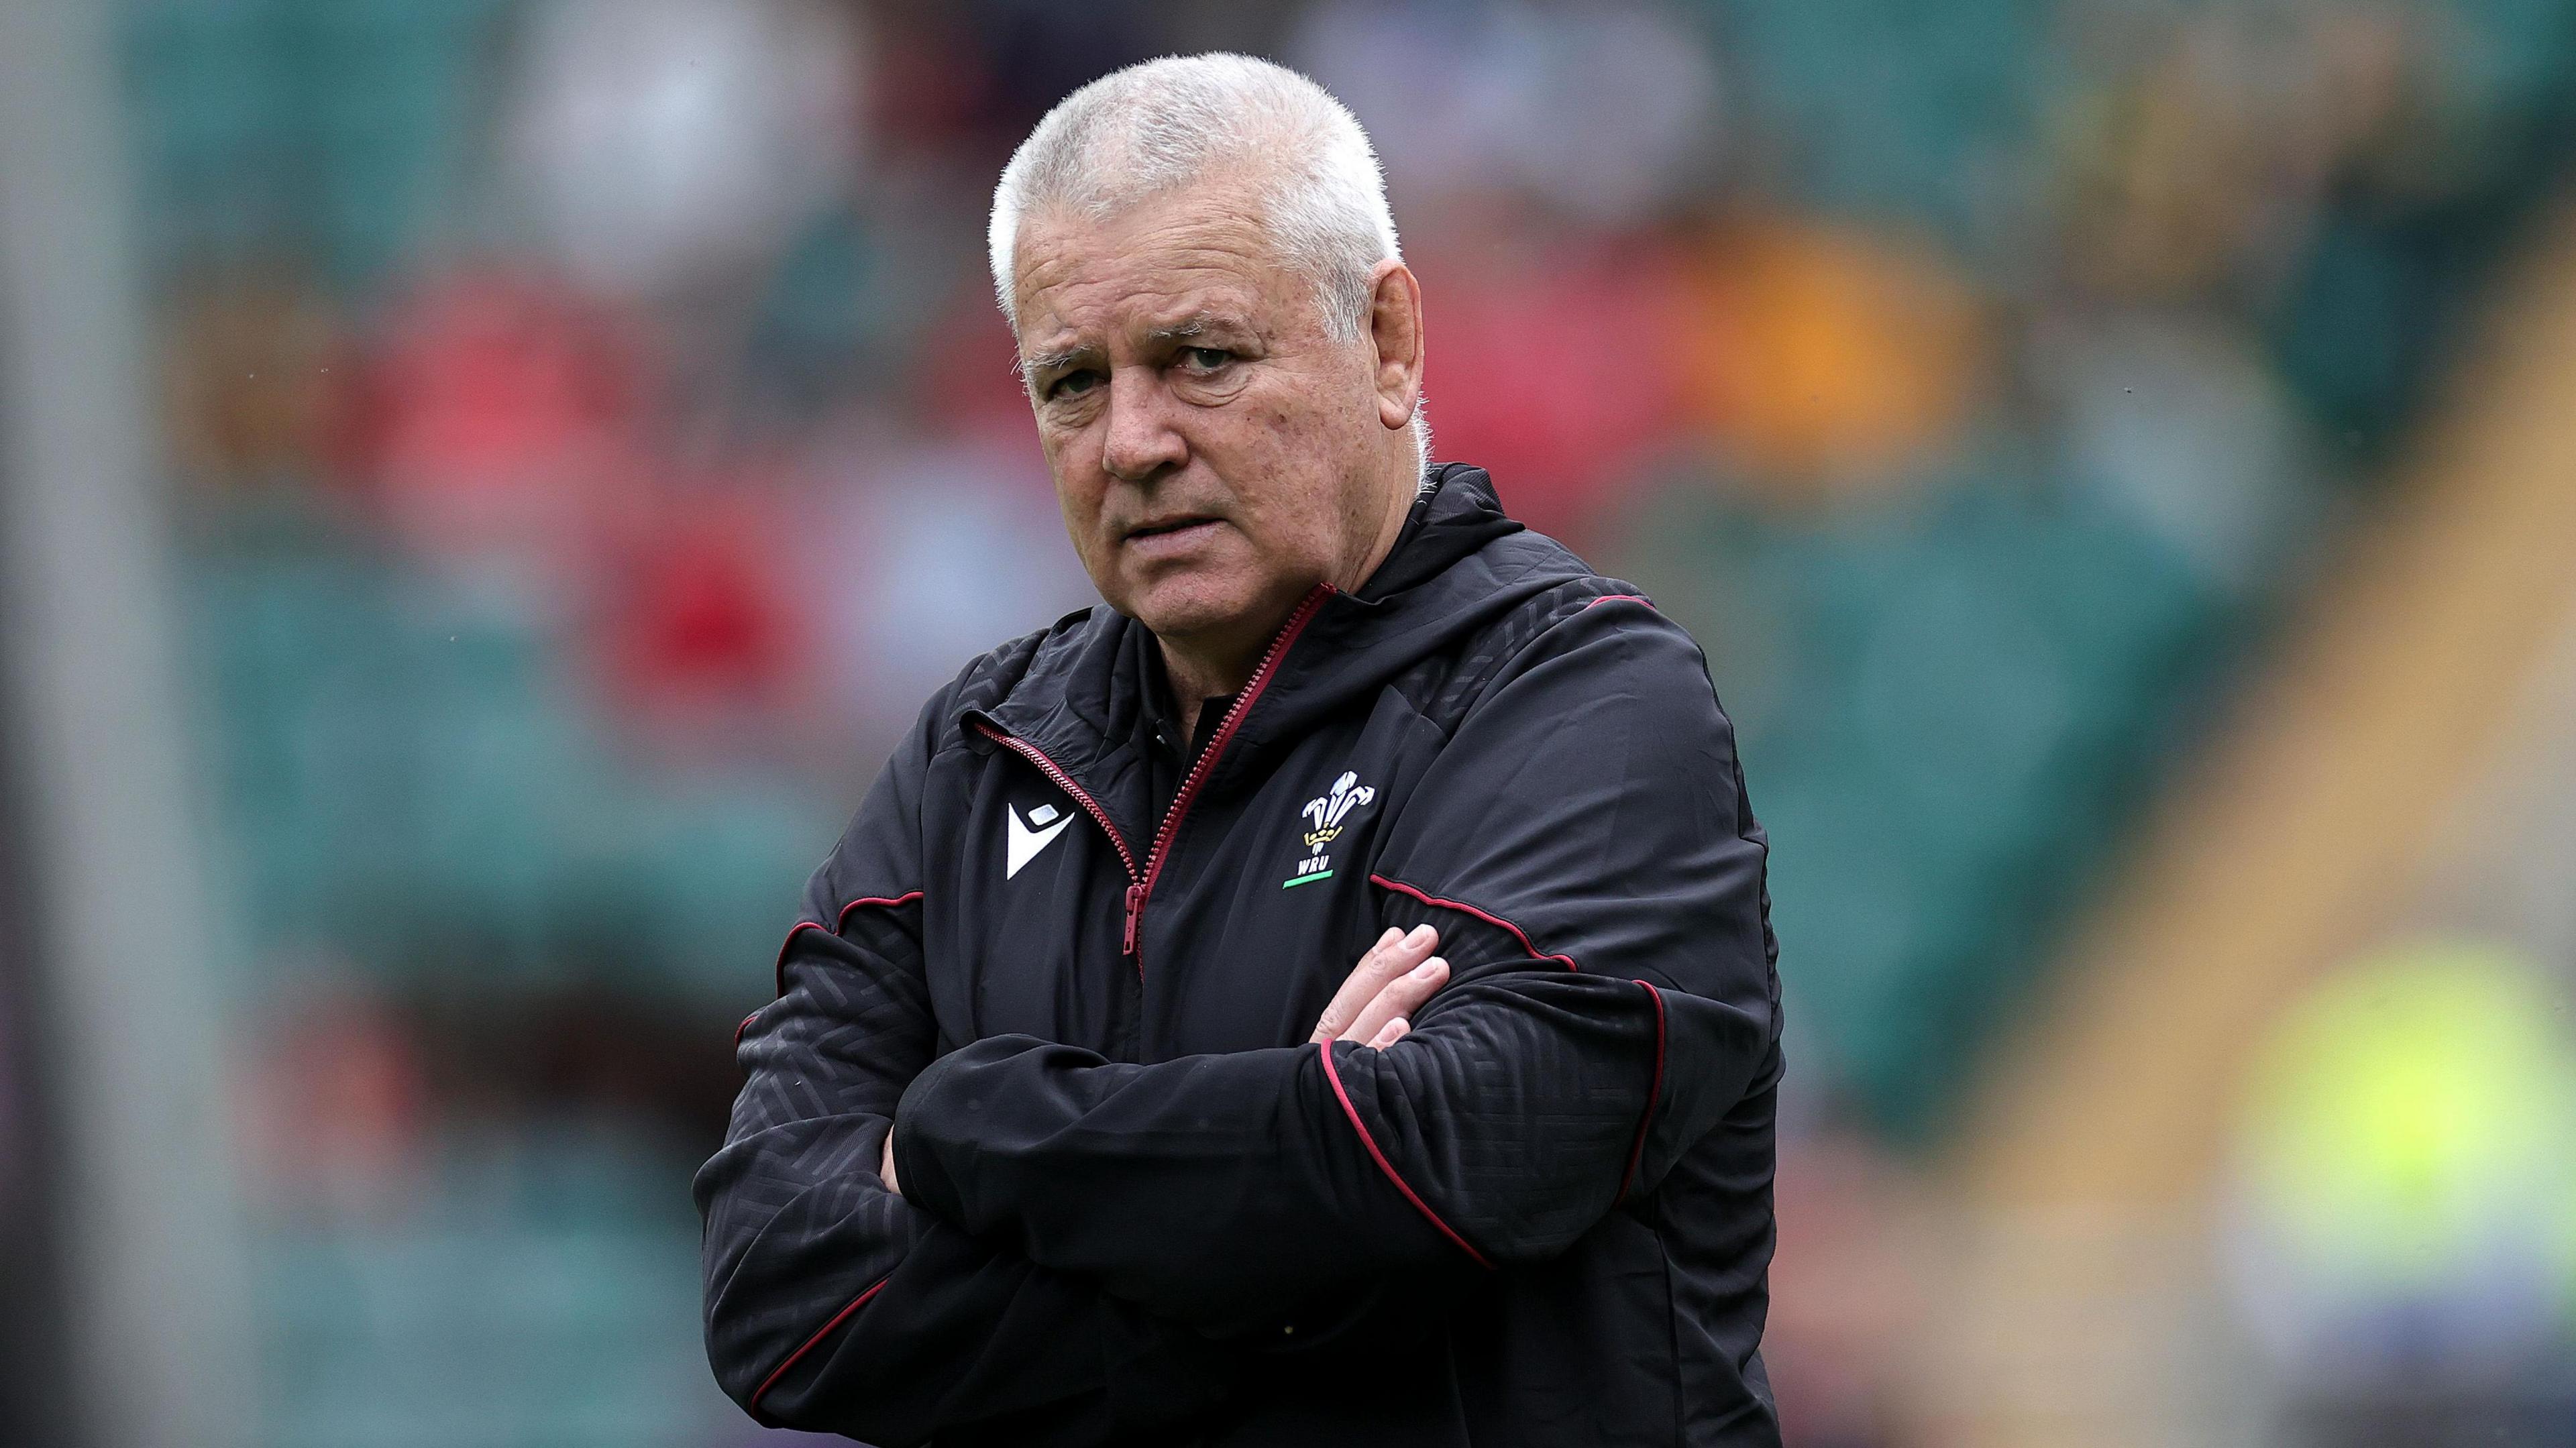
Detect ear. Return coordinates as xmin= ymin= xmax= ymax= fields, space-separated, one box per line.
xmin=1365 ymin=259 xmax=1426 ymax=433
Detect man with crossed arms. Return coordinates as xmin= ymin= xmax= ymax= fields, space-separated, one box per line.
xmin=698 ymin=54 xmax=1784 ymax=1447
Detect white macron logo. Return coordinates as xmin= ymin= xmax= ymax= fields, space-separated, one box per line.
xmin=1006 ymin=801 xmax=1073 ymax=879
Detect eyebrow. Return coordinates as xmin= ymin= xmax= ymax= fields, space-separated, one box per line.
xmin=1020 ymin=343 xmax=1095 ymax=380
xmin=1021 ymin=314 xmax=1242 ymax=380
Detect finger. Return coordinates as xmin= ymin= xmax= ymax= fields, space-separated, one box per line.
xmin=1342 ymin=955 xmax=1447 ymax=1045
xmin=1308 ymin=922 xmax=1432 ymax=1036
xmin=1365 ymin=1016 xmax=1409 ymax=1049
xmin=1310 ymin=927 xmax=1406 ymax=1042
xmin=1310 ymin=924 xmax=1438 ymax=1042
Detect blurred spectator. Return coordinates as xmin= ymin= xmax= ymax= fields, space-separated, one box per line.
xmin=2225 ymin=938 xmax=2576 ymax=1387
xmin=804 ymin=428 xmax=1097 ymax=746
xmin=500 ymin=0 xmax=865 ymax=301
xmin=351 ymin=267 xmax=641 ymax=577
xmin=1408 ymin=235 xmax=1693 ymax=543
xmin=591 ymin=478 xmax=812 ymax=726
xmin=1670 ymin=218 xmax=1990 ymax=504
xmin=160 ymin=264 xmax=347 ymax=490
xmin=1294 ymin=0 xmax=1723 ymax=229
xmin=1765 ymin=1129 xmax=1927 ymax=1448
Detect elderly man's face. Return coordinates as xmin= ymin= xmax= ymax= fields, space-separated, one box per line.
xmin=1011 ymin=182 xmax=1412 ymax=653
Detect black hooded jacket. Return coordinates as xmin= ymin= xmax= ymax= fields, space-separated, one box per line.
xmin=696 ymin=465 xmax=1786 ymax=1446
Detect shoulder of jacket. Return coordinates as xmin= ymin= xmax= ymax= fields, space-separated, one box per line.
xmin=1401 ymin=574 xmax=1664 ymax=737
xmin=927 ymin=605 xmax=1102 ymax=750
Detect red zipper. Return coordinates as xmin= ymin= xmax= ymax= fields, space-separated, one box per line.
xmin=1131 ymin=584 xmax=1333 ymax=955
xmin=971 ymin=582 xmax=1334 ymax=970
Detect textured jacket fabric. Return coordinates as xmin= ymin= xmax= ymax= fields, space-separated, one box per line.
xmin=695 ymin=464 xmax=1786 ymax=1447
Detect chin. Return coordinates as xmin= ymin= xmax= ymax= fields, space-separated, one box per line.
xmin=1125 ymin=569 xmax=1269 ymax=641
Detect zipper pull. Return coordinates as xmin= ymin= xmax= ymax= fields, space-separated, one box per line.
xmin=1122 ymin=883 xmax=1146 ymax=958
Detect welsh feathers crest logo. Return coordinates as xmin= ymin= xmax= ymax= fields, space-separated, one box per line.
xmin=1285 ymin=771 xmax=1375 ymax=889
xmin=1301 ymin=771 xmax=1376 ymax=848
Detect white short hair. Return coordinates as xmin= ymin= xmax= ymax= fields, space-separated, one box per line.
xmin=989 ymin=54 xmax=1429 ymax=467
xmin=989 ymin=54 xmax=1399 ymax=339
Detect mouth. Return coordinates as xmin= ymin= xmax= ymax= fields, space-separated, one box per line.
xmin=1122 ymin=515 xmax=1222 ymax=545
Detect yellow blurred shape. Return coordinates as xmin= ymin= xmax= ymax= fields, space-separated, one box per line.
xmin=160 ymin=268 xmax=343 ymax=486
xmin=2240 ymin=938 xmax=2576 ymax=1290
xmin=1673 ymin=219 xmax=1986 ymax=501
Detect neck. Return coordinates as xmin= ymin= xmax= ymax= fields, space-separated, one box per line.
xmin=1159 ymin=638 xmax=1248 ymax=750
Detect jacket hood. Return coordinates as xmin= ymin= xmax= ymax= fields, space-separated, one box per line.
xmin=961 ymin=463 xmax=1599 ymax=847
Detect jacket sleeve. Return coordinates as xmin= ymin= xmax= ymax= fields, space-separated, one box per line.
xmin=692 ymin=687 xmax=1240 ymax=1447
xmin=888 ymin=598 xmax=1781 ymax=1330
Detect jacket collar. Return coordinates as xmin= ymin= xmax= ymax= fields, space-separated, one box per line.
xmin=963 ymin=463 xmax=1584 ymax=840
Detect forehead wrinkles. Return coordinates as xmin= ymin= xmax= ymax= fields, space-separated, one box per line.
xmin=1014 ymin=199 xmax=1297 ymax=350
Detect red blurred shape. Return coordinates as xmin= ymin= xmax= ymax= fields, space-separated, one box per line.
xmin=343 ymin=268 xmax=647 ymax=557
xmin=1413 ymin=239 xmax=1692 ymax=546
xmin=920 ymin=282 xmax=1040 ymax=437
xmin=239 ymin=991 xmax=427 ymax=1216
xmin=597 ymin=486 xmax=806 ymax=709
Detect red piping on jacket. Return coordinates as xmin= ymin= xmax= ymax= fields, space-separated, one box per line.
xmin=771 ymin=892 xmax=924 ymax=998
xmin=973 ymin=582 xmax=1334 ymax=971
xmin=1317 ymin=1040 xmax=1493 ymax=1270
xmin=1366 ymin=875 xmax=1582 ymax=971
xmin=750 ymin=1275 xmax=890 ymax=1421
xmin=1584 ymin=593 xmax=1654 ymax=610
xmin=1617 ymin=980 xmax=1667 ymax=1202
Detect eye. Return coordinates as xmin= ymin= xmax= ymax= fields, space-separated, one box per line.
xmin=1177 ymin=346 xmax=1232 ymax=373
xmin=1046 ymin=369 xmax=1102 ymax=400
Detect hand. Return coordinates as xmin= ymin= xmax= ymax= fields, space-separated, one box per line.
xmin=881 ymin=1125 xmax=901 ymax=1197
xmin=1309 ymin=924 xmax=1448 ymax=1049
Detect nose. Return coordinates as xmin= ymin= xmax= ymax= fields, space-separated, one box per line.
xmin=1100 ymin=369 xmax=1187 ymax=484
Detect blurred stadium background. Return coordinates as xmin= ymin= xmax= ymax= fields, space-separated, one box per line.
xmin=1 ymin=1 xmax=2573 ymax=1445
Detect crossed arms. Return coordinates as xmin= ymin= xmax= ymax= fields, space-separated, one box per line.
xmin=692 ymin=602 xmax=1778 ymax=1446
